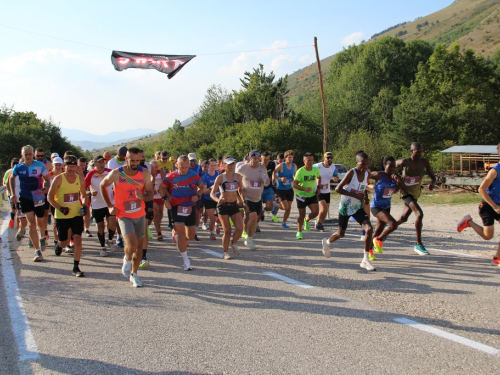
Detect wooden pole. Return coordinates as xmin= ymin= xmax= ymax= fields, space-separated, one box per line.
xmin=314 ymin=37 xmax=327 ymax=154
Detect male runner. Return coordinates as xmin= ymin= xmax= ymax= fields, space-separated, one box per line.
xmin=9 ymin=145 xmax=51 ymax=261
xmin=396 ymin=142 xmax=436 ymax=255
xmin=139 ymin=150 xmax=154 ymax=267
xmin=237 ymin=150 xmax=268 ymax=249
xmin=100 ymin=147 xmax=153 ymax=287
xmin=106 ymin=146 xmax=127 ymax=249
xmin=35 ymin=148 xmax=52 ymax=240
xmin=158 ymin=151 xmax=174 ymax=229
xmin=160 ymin=155 xmax=204 ymax=270
xmin=78 ymin=157 xmax=92 ymax=236
xmin=260 ymin=151 xmax=276 ymax=225
xmin=188 ymin=152 xmax=203 ymax=241
xmin=48 ymin=155 xmax=87 ymax=277
xmin=3 ymin=158 xmax=18 ymax=228
xmin=273 ymin=150 xmax=297 ymax=229
xmin=314 ymin=152 xmax=339 ymax=231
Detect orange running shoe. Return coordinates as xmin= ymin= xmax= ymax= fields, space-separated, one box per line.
xmin=457 ymin=215 xmax=472 ymax=232
xmin=8 ymin=219 xmax=15 ymax=228
xmin=492 ymin=257 xmax=500 ymax=267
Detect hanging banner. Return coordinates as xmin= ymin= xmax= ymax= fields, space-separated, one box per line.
xmin=111 ymin=51 xmax=196 ymax=79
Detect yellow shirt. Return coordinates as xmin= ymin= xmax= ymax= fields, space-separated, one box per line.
xmin=158 ymin=160 xmax=173 ymax=172
xmin=54 ymin=174 xmax=82 ymax=219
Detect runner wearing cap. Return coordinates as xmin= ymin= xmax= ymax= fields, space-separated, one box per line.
xmin=314 ymin=152 xmax=339 ymax=231
xmin=201 ymin=159 xmax=220 ymax=240
xmin=272 ymin=150 xmax=297 ymax=229
xmin=211 ymin=157 xmax=243 ymax=259
xmin=107 ymin=146 xmax=128 ymax=170
xmin=48 ymin=155 xmax=87 ymax=277
xmin=103 ymin=151 xmax=112 ymax=163
xmin=9 ymin=145 xmax=51 ymax=261
xmin=48 ymin=157 xmax=64 ymax=245
xmin=35 ymin=148 xmax=53 ymax=241
xmin=188 ymin=152 xmax=203 ymax=241
xmin=50 ymin=152 xmax=59 ymax=162
xmin=259 ymin=152 xmax=277 ymax=227
xmin=160 ymin=155 xmax=205 ymax=271
xmin=237 ymin=150 xmax=268 ymax=250
xmin=100 ymin=147 xmax=153 ymax=287
xmin=85 ymin=155 xmax=116 ymax=257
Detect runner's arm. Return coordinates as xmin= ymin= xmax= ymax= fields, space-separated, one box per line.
xmin=79 ymin=175 xmax=87 ymax=207
xmin=334 ymin=169 xmax=362 ymax=200
xmin=136 ymin=169 xmax=153 ymax=202
xmin=479 ymin=168 xmax=500 ymax=213
xmin=8 ymin=173 xmax=17 ymax=203
xmin=47 ymin=175 xmax=62 ymax=209
xmin=423 ymin=159 xmax=437 ymax=190
xmin=100 ymin=169 xmax=119 ymax=209
xmin=210 ymin=175 xmax=223 ymax=203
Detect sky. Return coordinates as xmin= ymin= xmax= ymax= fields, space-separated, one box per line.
xmin=0 ymin=0 xmax=454 ymax=136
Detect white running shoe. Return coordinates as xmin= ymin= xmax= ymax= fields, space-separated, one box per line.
xmin=122 ymin=256 xmax=132 ymax=277
xmin=321 ymin=238 xmax=331 ymax=258
xmin=202 ymin=223 xmax=208 ymax=231
xmin=245 ymin=237 xmax=256 ymax=250
xmin=360 ymin=258 xmax=376 ymax=271
xmin=64 ymin=245 xmax=74 ymax=254
xmin=99 ymin=247 xmax=108 ymax=257
xmin=223 ymin=251 xmax=231 ymax=260
xmin=106 ymin=239 xmax=116 ymax=253
xmin=130 ymin=273 xmax=142 ymax=287
xmin=231 ymin=243 xmax=240 ymax=255
xmin=183 ymin=257 xmax=192 ymax=271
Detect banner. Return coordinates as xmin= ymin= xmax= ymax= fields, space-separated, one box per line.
xmin=111 ymin=51 xmax=196 ymax=79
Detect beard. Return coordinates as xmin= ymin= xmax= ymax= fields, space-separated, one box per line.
xmin=129 ymin=164 xmax=138 ymax=171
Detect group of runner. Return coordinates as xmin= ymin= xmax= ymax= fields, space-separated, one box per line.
xmin=3 ymin=141 xmax=500 ymax=287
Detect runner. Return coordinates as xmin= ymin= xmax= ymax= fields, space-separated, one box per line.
xmin=314 ymin=152 xmax=339 ymax=231
xmin=48 ymin=155 xmax=87 ymax=277
xmin=396 ymin=142 xmax=436 ymax=255
xmin=9 ymin=145 xmax=51 ymax=261
xmin=151 ymin=161 xmax=166 ymax=241
xmin=236 ymin=150 xmax=268 ymax=249
xmin=293 ymin=152 xmax=320 ymax=240
xmin=48 ymin=157 xmax=64 ymax=245
xmin=100 ymin=147 xmax=153 ymax=287
xmin=103 ymin=151 xmax=112 ymax=164
xmin=201 ymin=158 xmax=220 ymax=240
xmin=78 ymin=157 xmax=92 ymax=237
xmin=188 ymin=152 xmax=203 ymax=241
xmin=160 ymin=155 xmax=205 ymax=271
xmin=158 ymin=151 xmax=173 ymax=173
xmin=457 ymin=143 xmax=500 ymax=267
xmin=210 ymin=157 xmax=243 ymax=259
xmin=321 ymin=151 xmax=375 ymax=271
xmin=139 ymin=150 xmax=154 ymax=268
xmin=107 ymin=146 xmax=128 ymax=170
xmin=260 ymin=151 xmax=276 ymax=226
xmin=273 ymin=150 xmax=297 ymax=229
xmin=35 ymin=148 xmax=52 ymax=241
xmin=3 ymin=158 xmax=18 ymax=229
xmin=5 ymin=158 xmax=28 ymax=240
xmin=85 ymin=155 xmax=116 ymax=257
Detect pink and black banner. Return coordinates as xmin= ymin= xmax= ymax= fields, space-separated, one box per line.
xmin=111 ymin=51 xmax=195 ymax=79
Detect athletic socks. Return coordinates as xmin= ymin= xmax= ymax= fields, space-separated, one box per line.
xmin=73 ymin=260 xmax=80 ymax=272
xmin=10 ymin=212 xmax=15 ymax=220
xmin=108 ymin=229 xmax=115 ymax=240
xmin=97 ymin=232 xmax=105 ymax=247
xmin=142 ymin=249 xmax=147 ymax=259
xmin=181 ymin=251 xmax=189 ymax=263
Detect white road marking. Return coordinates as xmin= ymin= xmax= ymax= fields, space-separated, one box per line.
xmin=263 ymin=271 xmax=314 ymax=288
xmin=1 ymin=214 xmax=39 ymax=361
xmin=394 ymin=318 xmax=500 ymax=356
xmin=201 ymin=249 xmax=223 ymax=258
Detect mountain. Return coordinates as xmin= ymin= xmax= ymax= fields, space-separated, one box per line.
xmin=61 ymin=128 xmax=158 ymax=150
xmin=286 ymin=0 xmax=500 ymax=105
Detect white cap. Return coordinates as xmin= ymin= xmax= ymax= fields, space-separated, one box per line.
xmin=53 ymin=157 xmax=63 ymax=164
xmin=223 ymin=157 xmax=236 ymax=165
xmin=51 ymin=152 xmax=59 ymax=159
xmin=188 ymin=152 xmax=197 ymax=161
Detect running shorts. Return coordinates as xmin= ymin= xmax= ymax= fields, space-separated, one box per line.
xmin=19 ymin=197 xmax=45 ymax=218
xmin=276 ymin=189 xmax=294 ymax=202
xmin=318 ymin=193 xmax=331 ymax=204
xmin=261 ymin=187 xmax=275 ymax=202
xmin=296 ymin=195 xmax=318 ymax=209
xmin=245 ymin=200 xmax=263 ymax=216
xmin=118 ymin=216 xmax=146 ymax=239
xmin=171 ymin=205 xmax=196 ymax=227
xmin=92 ymin=206 xmax=114 ymax=224
xmin=56 ymin=216 xmax=84 ymax=241
xmin=479 ymin=201 xmax=500 ymax=227
xmin=217 ymin=202 xmax=240 ymax=216
xmin=370 ymin=206 xmax=391 ymax=216
xmin=203 ymin=199 xmax=217 ymax=210
xmin=153 ymin=198 xmax=164 ymax=206
xmin=338 ymin=208 xmax=369 ymax=230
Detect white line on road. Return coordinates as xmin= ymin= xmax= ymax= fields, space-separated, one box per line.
xmin=394 ymin=318 xmax=500 ymax=356
xmin=263 ymin=271 xmax=314 ymax=288
xmin=201 ymin=249 xmax=223 ymax=258
xmin=1 ymin=214 xmax=39 ymax=361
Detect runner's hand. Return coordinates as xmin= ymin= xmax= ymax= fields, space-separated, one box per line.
xmin=59 ymin=207 xmax=70 ymax=216
xmin=494 ymin=205 xmax=500 ymax=214
xmin=10 ymin=196 xmax=17 ymax=205
xmin=109 ymin=206 xmax=118 ymax=216
xmin=163 ymin=199 xmax=172 ymax=210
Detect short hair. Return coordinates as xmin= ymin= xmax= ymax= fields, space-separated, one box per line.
xmin=202 ymin=159 xmax=209 ymax=165
xmin=35 ymin=147 xmax=44 ymax=153
xmin=411 ymin=142 xmax=423 ymax=151
xmin=177 ymin=155 xmax=189 ymax=163
xmin=21 ymin=145 xmax=34 ymax=154
xmin=277 ymin=153 xmax=284 ymax=159
xmin=261 ymin=151 xmax=270 ymax=157
xmin=303 ymin=152 xmax=313 ymax=158
xmin=64 ymin=151 xmax=74 ymax=157
xmin=64 ymin=155 xmax=77 ymax=165
xmin=11 ymin=157 xmax=19 ymax=167
xmin=356 ymin=151 xmax=369 ymax=162
xmin=208 ymin=158 xmax=216 ymax=163
xmin=161 ymin=151 xmax=168 ymax=157
xmin=138 ymin=149 xmax=144 ymax=154
xmin=128 ymin=147 xmax=140 ymax=155
xmin=78 ymin=157 xmax=87 ymax=163
xmin=150 ymin=160 xmax=159 ymax=167
xmin=382 ymin=156 xmax=395 ymax=168
xmin=284 ymin=150 xmax=294 ymax=158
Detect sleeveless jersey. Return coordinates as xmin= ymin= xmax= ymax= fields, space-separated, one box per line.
xmin=403 ymin=158 xmax=425 ymax=200
xmin=54 ymin=174 xmax=82 ymax=219
xmin=370 ymin=172 xmax=397 ymax=210
xmin=153 ymin=171 xmax=163 ymax=200
xmin=276 ymin=163 xmax=295 ymax=190
xmin=219 ymin=174 xmax=239 ymax=194
xmin=85 ymin=168 xmax=114 ymax=209
xmin=339 ymin=168 xmax=368 ymax=216
xmin=487 ymin=163 xmax=500 ymax=205
xmin=114 ymin=166 xmax=146 ymax=219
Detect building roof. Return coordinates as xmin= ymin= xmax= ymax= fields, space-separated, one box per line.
xmin=441 ymin=145 xmax=499 ymax=154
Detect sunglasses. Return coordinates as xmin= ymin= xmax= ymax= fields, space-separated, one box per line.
xmin=36 ymin=154 xmax=44 ymax=158
xmin=326 ymin=156 xmax=333 ymax=159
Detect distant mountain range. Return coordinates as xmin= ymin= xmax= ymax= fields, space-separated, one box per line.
xmin=61 ymin=128 xmax=159 ymax=151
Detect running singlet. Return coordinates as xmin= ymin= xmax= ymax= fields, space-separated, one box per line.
xmin=163 ymin=170 xmax=201 ymax=207
xmin=219 ymin=174 xmax=239 ymax=193
xmin=11 ymin=161 xmax=48 ymax=202
xmin=202 ymin=171 xmax=220 ymax=201
xmin=85 ymin=168 xmax=114 ymax=209
xmin=403 ymin=158 xmax=425 ymax=200
xmin=370 ymin=172 xmax=397 ymax=210
xmin=276 ymin=163 xmax=295 ymax=190
xmin=54 ymin=174 xmax=82 ymax=219
xmin=114 ymin=166 xmax=146 ymax=219
xmin=295 ymin=166 xmax=320 ymax=199
xmin=487 ymin=163 xmax=500 ymax=205
xmin=314 ymin=162 xmax=338 ymax=194
xmin=3 ymin=168 xmax=12 ymax=187
xmin=339 ymin=168 xmax=368 ymax=216
xmin=153 ymin=171 xmax=163 ymax=200
xmin=263 ymin=161 xmax=276 ymax=189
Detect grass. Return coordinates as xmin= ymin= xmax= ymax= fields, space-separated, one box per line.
xmin=415 ymin=190 xmax=482 ymax=205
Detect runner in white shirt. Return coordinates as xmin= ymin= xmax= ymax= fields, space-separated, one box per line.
xmin=314 ymin=152 xmax=339 ymax=231
xmin=151 ymin=161 xmax=166 ymax=241
xmin=107 ymin=146 xmax=127 ymax=170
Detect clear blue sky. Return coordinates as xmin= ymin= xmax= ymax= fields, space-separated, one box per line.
xmin=0 ymin=0 xmax=454 ymax=135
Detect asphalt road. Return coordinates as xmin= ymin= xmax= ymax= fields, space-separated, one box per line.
xmin=1 ymin=204 xmax=499 ymax=374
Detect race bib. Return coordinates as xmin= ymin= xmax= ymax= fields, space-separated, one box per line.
xmin=382 ymin=188 xmax=395 ymax=198
xmin=250 ymin=180 xmax=262 ymax=189
xmin=405 ymin=176 xmax=420 ymax=186
xmin=177 ymin=206 xmax=192 ymax=216
xmin=296 ymin=195 xmax=305 ymax=202
xmin=124 ymin=199 xmax=141 ymax=213
xmin=321 ymin=184 xmax=329 ymax=190
xmin=64 ymin=193 xmax=79 ymax=204
xmin=284 ymin=178 xmax=291 ymax=185
xmin=224 ymin=182 xmax=238 ymax=192
xmin=34 ymin=199 xmax=45 ymax=207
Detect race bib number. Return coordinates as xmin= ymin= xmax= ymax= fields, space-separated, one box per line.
xmin=250 ymin=180 xmax=262 ymax=189
xmin=64 ymin=193 xmax=79 ymax=204
xmin=34 ymin=199 xmax=45 ymax=207
xmin=284 ymin=178 xmax=291 ymax=185
xmin=405 ymin=176 xmax=420 ymax=186
xmin=382 ymin=188 xmax=395 ymax=198
xmin=177 ymin=206 xmax=192 ymax=217
xmin=296 ymin=195 xmax=305 ymax=202
xmin=224 ymin=182 xmax=238 ymax=192
xmin=321 ymin=184 xmax=329 ymax=190
xmin=124 ymin=199 xmax=141 ymax=213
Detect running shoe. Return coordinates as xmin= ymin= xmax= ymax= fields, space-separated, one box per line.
xmin=260 ymin=211 xmax=265 ymax=221
xmin=130 ymin=273 xmax=142 ymax=287
xmin=157 ymin=233 xmax=164 ymax=241
xmin=116 ymin=237 xmax=124 ymax=248
xmin=8 ymin=219 xmax=14 ymax=228
xmin=33 ymin=250 xmax=43 ymax=262
xmin=304 ymin=219 xmax=310 ymax=232
xmin=241 ymin=231 xmax=248 ymax=239
xmin=85 ymin=229 xmax=93 ymax=237
xmin=147 ymin=228 xmax=153 ymax=240
xmin=223 ymin=251 xmax=231 ymax=260
xmin=99 ymin=247 xmax=108 ymax=257
xmin=360 ymin=229 xmax=366 ymax=241
xmin=64 ymin=245 xmax=74 ymax=254
xmin=245 ymin=237 xmax=256 ymax=250
xmin=373 ymin=237 xmax=384 ymax=253
xmin=202 ymin=223 xmax=208 ymax=231
xmin=122 ymin=256 xmax=132 ymax=277
xmin=210 ymin=232 xmax=216 ymax=241
xmin=296 ymin=231 xmax=303 ymax=240
xmin=271 ymin=215 xmax=280 ymax=223
xmin=72 ymin=268 xmax=85 ymax=277
xmin=491 ymin=257 xmax=500 ymax=266
xmin=369 ymin=249 xmax=376 ymax=261
xmin=168 ymin=223 xmax=174 ymax=230
xmin=256 ymin=225 xmax=261 ymax=233
xmin=315 ymin=222 xmax=325 ymax=231
xmin=194 ymin=234 xmax=200 ymax=241
xmin=106 ymin=239 xmax=116 ymax=252
xmin=457 ymin=215 xmax=472 ymax=232
xmin=414 ymin=243 xmax=430 ymax=255
xmin=360 ymin=258 xmax=376 ymax=271
xmin=321 ymin=238 xmax=331 ymax=258
xmin=231 ymin=243 xmax=240 ymax=255
xmin=281 ymin=223 xmax=290 ymax=229
xmin=28 ymin=240 xmax=34 ymax=248
xmin=54 ymin=242 xmax=62 ymax=256
xmin=45 ymin=231 xmax=49 ymax=240
xmin=215 ymin=223 xmax=220 ymax=234
xmin=139 ymin=259 xmax=150 ymax=268
xmin=172 ymin=229 xmax=178 ymax=243
xmin=15 ymin=228 xmax=24 ymax=241
xmin=183 ymin=258 xmax=192 ymax=271
xmin=40 ymin=238 xmax=47 ymax=252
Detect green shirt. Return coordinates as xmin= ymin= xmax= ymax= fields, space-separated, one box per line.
xmin=295 ymin=166 xmax=320 ymax=198
xmin=3 ymin=168 xmax=12 ymax=186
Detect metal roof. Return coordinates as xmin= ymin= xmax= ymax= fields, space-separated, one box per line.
xmin=441 ymin=145 xmax=499 ymax=154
